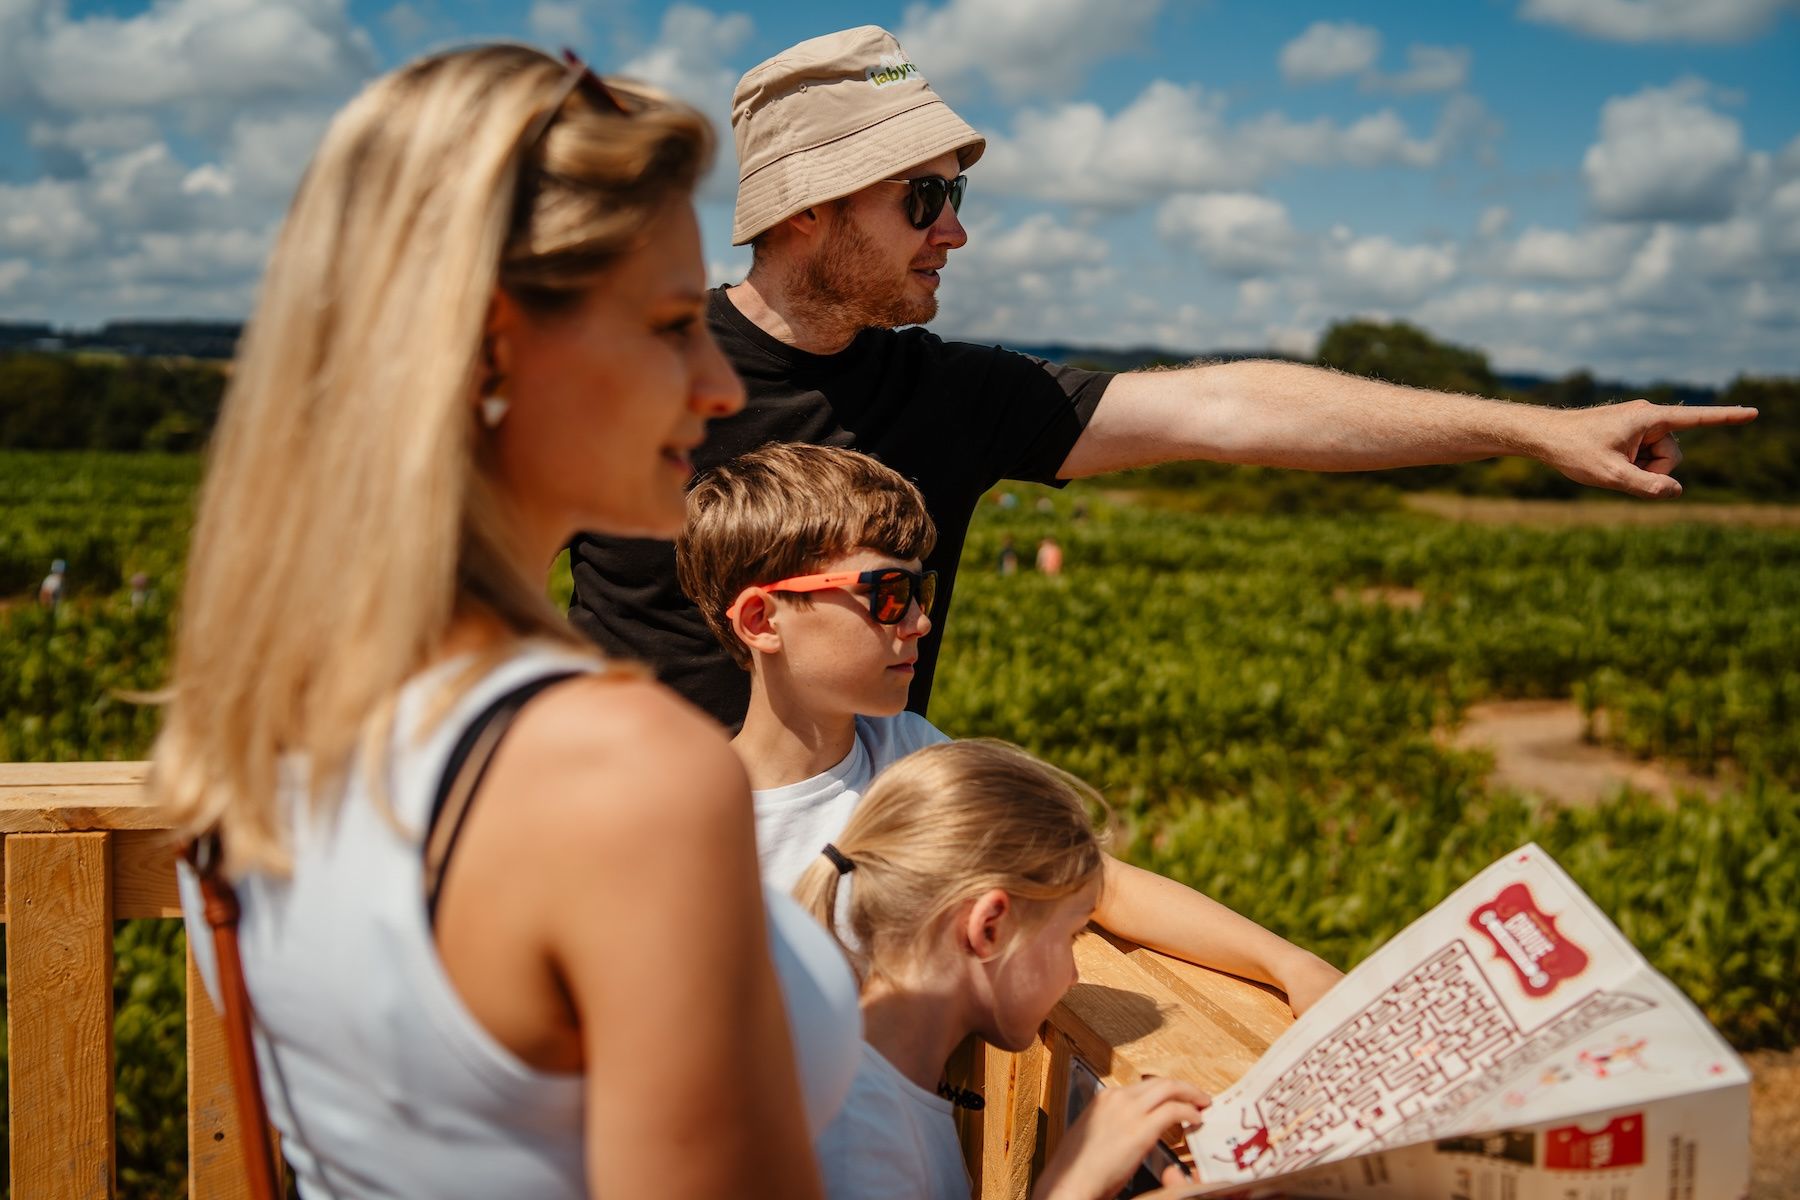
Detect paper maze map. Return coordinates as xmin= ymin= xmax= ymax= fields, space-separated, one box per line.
xmin=1175 ymin=845 xmax=1750 ymax=1199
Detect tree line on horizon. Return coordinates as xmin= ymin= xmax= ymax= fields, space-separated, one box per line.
xmin=1 ymin=318 xmax=1793 ymax=501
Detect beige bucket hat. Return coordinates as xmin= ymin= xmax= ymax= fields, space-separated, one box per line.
xmin=730 ymin=25 xmax=985 ymax=246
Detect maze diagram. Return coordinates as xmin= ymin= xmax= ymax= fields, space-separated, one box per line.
xmin=1228 ymin=942 xmax=1526 ymax=1177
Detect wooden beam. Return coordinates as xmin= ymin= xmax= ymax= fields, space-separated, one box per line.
xmin=6 ymin=831 xmax=117 ymax=1198
xmin=0 ymin=790 xmax=172 ymax=834
xmin=0 ymin=831 xmax=181 ymax=922
xmin=0 ymin=762 xmax=150 ymax=787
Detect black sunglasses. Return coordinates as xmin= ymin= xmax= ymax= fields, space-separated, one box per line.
xmin=878 ymin=173 xmax=968 ymax=230
xmin=521 ymin=48 xmax=629 ymax=155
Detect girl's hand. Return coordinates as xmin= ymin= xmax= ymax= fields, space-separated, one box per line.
xmin=1033 ymin=1077 xmax=1210 ymax=1200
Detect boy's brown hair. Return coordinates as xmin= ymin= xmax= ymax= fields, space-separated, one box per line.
xmin=677 ymin=443 xmax=938 ymax=670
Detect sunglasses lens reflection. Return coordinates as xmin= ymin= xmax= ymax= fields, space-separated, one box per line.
xmin=904 ymin=176 xmax=965 ymax=229
xmin=872 ymin=575 xmax=909 ymax=622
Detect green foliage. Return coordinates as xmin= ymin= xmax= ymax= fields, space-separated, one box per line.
xmin=937 ymin=491 xmax=1800 ymax=1048
xmin=1 ymin=453 xmax=1796 ymax=1196
xmin=0 ymin=354 xmax=225 ymax=452
xmin=1317 ymin=319 xmax=1503 ymax=398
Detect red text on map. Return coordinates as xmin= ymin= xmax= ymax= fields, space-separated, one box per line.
xmin=1544 ymin=1114 xmax=1645 ymax=1170
xmin=1468 ymin=883 xmax=1589 ymax=997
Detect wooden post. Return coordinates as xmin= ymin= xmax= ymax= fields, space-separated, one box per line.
xmin=187 ymin=943 xmax=253 ymax=1200
xmin=6 ymin=831 xmax=116 ymax=1198
xmin=981 ymin=1034 xmax=1056 ymax=1200
xmin=945 ymin=1034 xmax=987 ymax=1190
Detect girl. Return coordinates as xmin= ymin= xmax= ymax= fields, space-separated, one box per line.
xmin=154 ymin=45 xmax=856 ymax=1198
xmin=795 ymin=739 xmax=1210 ymax=1200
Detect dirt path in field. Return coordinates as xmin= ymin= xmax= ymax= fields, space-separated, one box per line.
xmin=1751 ymin=1050 xmax=1800 ymax=1199
xmin=1449 ymin=698 xmax=1722 ymax=806
xmin=1405 ymin=493 xmax=1800 ymax=527
xmin=1449 ymin=699 xmax=1791 ymax=1190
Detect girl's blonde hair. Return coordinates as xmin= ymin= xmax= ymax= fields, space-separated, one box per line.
xmin=151 ymin=45 xmax=712 ymax=875
xmin=793 ymin=740 xmax=1109 ymax=983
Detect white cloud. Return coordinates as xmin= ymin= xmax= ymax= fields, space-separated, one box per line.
xmin=980 ymin=81 xmax=1461 ymax=207
xmin=898 ymin=0 xmax=1165 ymax=101
xmin=381 ymin=1 xmax=433 ymax=46
xmin=182 ymin=165 xmax=234 ymax=197
xmin=1326 ymin=232 xmax=1459 ymax=306
xmin=962 ymin=212 xmax=1109 ymax=274
xmin=1521 ymin=0 xmax=1797 ymax=43
xmin=1156 ymin=193 xmax=1298 ymax=277
xmin=222 ymin=111 xmax=335 ymax=203
xmin=0 ymin=260 xmax=29 ymax=296
xmin=1279 ymin=21 xmax=1381 ymax=84
xmin=1505 ymin=224 xmax=1645 ymax=280
xmin=1478 ymin=206 xmax=1512 ymax=238
xmin=28 ymin=114 xmax=160 ymax=154
xmin=120 ymin=227 xmax=273 ymax=283
xmin=1364 ymin=45 xmax=1471 ymax=94
xmin=707 ymin=257 xmax=749 ymax=288
xmin=1583 ymin=79 xmax=1746 ymax=221
xmin=935 ymin=213 xmax=1118 ymax=344
xmin=26 ymin=0 xmax=376 ymax=114
xmin=528 ymin=0 xmax=589 ymax=46
xmin=0 ymin=180 xmax=102 ymax=259
xmin=620 ymin=4 xmax=755 ymax=197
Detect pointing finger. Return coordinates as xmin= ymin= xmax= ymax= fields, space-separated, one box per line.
xmin=1655 ymin=405 xmax=1758 ymax=429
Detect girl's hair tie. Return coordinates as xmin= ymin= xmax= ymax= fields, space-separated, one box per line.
xmin=821 ymin=843 xmax=856 ymax=875
xmin=936 ymin=1081 xmax=985 ymax=1111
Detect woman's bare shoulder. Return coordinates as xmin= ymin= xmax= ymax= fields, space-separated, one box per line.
xmin=486 ymin=673 xmax=750 ymax=842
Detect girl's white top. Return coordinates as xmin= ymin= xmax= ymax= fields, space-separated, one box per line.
xmin=180 ymin=643 xmax=861 ymax=1199
xmin=816 ymin=1041 xmax=972 ymax=1200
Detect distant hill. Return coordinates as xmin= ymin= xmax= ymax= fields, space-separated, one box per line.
xmin=1002 ymin=340 xmax=1722 ymax=404
xmin=0 ymin=320 xmax=242 ymax=360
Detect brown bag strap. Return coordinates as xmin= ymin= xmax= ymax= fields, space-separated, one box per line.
xmin=185 ymin=835 xmax=284 ymax=1200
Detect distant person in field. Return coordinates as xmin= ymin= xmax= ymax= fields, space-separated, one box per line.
xmin=675 ymin=443 xmax=1341 ymax=1015
xmin=38 ymin=558 xmax=65 ymax=609
xmin=568 ymin=23 xmax=1758 ymax=732
xmin=1036 ymin=536 xmax=1064 ymax=577
xmin=129 ymin=572 xmax=150 ymax=610
xmin=997 ymin=533 xmax=1019 ymax=576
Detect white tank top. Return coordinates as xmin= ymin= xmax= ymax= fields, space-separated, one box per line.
xmin=180 ymin=644 xmax=862 ymax=1198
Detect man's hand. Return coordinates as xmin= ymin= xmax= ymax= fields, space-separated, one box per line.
xmin=1034 ymin=1078 xmax=1211 ymax=1200
xmin=1545 ymin=400 xmax=1758 ymax=499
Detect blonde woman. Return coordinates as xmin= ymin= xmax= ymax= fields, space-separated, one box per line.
xmin=154 ymin=46 xmax=856 ymax=1198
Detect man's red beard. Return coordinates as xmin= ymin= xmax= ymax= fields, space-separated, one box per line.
xmin=793 ymin=206 xmax=938 ymax=337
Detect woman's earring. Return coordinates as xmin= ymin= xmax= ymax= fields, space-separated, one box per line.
xmin=479 ymin=395 xmax=510 ymax=429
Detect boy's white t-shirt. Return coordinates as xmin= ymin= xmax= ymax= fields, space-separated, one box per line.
xmin=816 ymin=1040 xmax=972 ymax=1200
xmin=753 ymin=712 xmax=950 ymax=892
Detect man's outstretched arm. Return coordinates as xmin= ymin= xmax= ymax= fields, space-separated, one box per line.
xmin=1060 ymin=359 xmax=1758 ymax=499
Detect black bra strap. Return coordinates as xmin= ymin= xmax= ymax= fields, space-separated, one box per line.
xmin=423 ymin=670 xmax=583 ymax=927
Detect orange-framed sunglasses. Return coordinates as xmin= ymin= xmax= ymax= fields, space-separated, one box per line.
xmin=726 ymin=567 xmax=938 ymax=625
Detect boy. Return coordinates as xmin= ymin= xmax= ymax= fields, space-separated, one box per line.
xmin=676 ymin=443 xmax=1341 ymax=1013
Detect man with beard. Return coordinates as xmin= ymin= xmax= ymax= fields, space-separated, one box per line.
xmin=567 ymin=25 xmax=1756 ymax=730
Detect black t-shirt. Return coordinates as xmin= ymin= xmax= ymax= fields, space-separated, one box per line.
xmin=567 ymin=287 xmax=1114 ymax=729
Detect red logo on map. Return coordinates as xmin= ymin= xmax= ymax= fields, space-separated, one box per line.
xmin=1545 ymin=1115 xmax=1645 ymax=1170
xmin=1468 ymin=883 xmax=1589 ymax=997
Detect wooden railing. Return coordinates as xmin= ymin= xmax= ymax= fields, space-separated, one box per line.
xmin=2 ymin=761 xmax=1293 ymax=1200
xmin=958 ymin=928 xmax=1295 ymax=1199
xmin=1 ymin=761 xmax=251 ymax=1199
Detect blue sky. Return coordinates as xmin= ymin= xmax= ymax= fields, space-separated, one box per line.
xmin=2 ymin=0 xmax=1797 ymax=383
